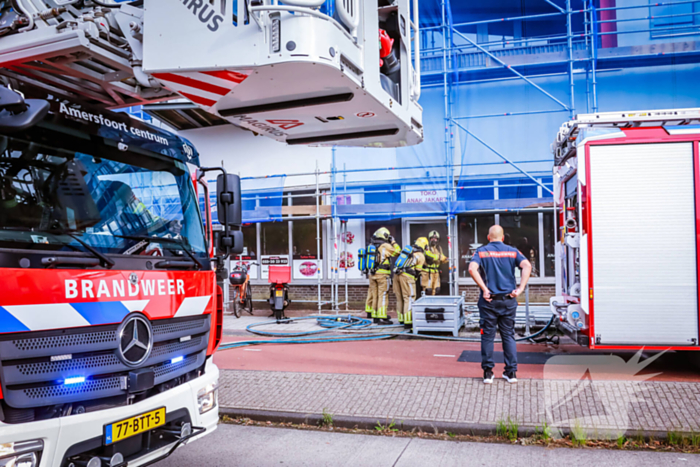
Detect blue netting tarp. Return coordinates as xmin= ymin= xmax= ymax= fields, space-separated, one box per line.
xmin=200 ymin=174 xmax=286 ymax=224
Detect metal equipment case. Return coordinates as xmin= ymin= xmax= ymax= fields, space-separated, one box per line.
xmin=412 ymin=294 xmax=465 ymax=337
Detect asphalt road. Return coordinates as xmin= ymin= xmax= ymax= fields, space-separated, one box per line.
xmin=159 ymin=424 xmax=700 ymax=467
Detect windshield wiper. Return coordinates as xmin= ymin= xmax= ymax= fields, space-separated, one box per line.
xmin=64 ymin=232 xmax=115 ymax=268
xmin=114 ymin=235 xmax=206 ymax=269
xmin=27 ymin=227 xmax=116 ymax=269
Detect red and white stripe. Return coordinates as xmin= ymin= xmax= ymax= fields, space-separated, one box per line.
xmin=152 ymin=70 xmax=250 ymax=108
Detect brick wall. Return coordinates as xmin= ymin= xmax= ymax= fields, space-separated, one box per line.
xmin=237 ymin=283 xmax=555 ymax=311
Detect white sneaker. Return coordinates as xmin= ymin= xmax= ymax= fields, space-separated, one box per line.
xmin=483 ymin=370 xmax=494 ymax=384
xmin=503 ymin=371 xmax=517 ymax=383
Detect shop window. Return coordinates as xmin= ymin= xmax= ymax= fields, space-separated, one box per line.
xmin=457 ymin=214 xmax=494 ymax=278
xmin=292 ymin=219 xmax=323 ymax=258
xmin=292 ymin=219 xmax=324 ymax=280
xmin=500 ymin=212 xmax=540 ymax=277
xmin=237 ymin=224 xmax=257 ymax=259
xmin=261 ymin=221 xmax=289 ymax=256
xmin=543 ymin=212 xmax=556 ymax=277
xmin=365 ymin=219 xmax=402 ymax=246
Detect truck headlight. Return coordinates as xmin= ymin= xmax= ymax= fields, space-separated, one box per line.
xmin=0 ymin=440 xmax=43 ymax=467
xmin=197 ymin=382 xmax=218 ymax=414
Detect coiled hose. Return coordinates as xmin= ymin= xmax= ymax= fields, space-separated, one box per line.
xmin=217 ymin=314 xmax=556 ymax=351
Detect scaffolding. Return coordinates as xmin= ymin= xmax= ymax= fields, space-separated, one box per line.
xmin=227 ymin=156 xmax=553 ymax=314
xmin=225 ymin=0 xmax=700 ymax=313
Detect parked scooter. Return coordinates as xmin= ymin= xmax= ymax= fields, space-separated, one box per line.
xmin=268 ymin=265 xmax=291 ymax=322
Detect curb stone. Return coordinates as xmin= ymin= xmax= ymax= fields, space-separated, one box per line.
xmin=219 ymin=407 xmax=677 ymax=441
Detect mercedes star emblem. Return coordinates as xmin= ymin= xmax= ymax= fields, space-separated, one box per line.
xmin=117 ymin=314 xmax=153 ymax=367
xmin=129 ymin=273 xmax=138 ymax=285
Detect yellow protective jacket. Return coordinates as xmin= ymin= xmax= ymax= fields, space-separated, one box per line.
xmin=424 ymin=244 xmax=447 ymax=273
xmin=374 ymin=241 xmax=401 ymax=274
xmin=402 ymin=250 xmax=426 ymax=279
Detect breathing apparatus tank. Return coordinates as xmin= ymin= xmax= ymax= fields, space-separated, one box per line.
xmin=358 ymin=248 xmax=367 ymax=273
xmin=393 ymin=245 xmax=414 ymax=273
xmin=366 ymin=244 xmax=378 ymax=272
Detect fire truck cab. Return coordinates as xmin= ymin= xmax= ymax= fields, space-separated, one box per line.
xmin=0 ymin=83 xmax=238 ymax=466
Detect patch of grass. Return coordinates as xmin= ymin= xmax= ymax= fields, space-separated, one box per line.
xmin=617 ymin=435 xmax=626 ymax=449
xmin=446 ymin=432 xmax=457 ymax=438
xmin=570 ymin=422 xmax=588 ymax=447
xmin=692 ymin=432 xmax=700 ymax=448
xmin=668 ymin=431 xmax=687 ymax=446
xmin=375 ymin=420 xmax=399 ymax=433
xmin=319 ymin=408 xmax=333 ymax=428
xmin=496 ymin=418 xmax=519 ymax=442
xmin=535 ymin=422 xmax=552 ymax=444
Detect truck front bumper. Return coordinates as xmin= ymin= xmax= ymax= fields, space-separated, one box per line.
xmin=0 ymin=359 xmax=220 ymax=467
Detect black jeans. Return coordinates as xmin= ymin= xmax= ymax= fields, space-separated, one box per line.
xmin=478 ymin=296 xmax=518 ymax=373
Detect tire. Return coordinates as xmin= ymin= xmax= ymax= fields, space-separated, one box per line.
xmin=231 ymin=288 xmax=241 ymax=318
xmin=245 ymin=283 xmax=254 ymax=315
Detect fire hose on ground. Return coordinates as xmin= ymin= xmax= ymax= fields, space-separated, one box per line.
xmin=216 ymin=314 xmax=557 ymax=351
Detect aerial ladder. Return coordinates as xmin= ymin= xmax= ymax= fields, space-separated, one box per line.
xmin=0 ymin=0 xmax=423 ymax=147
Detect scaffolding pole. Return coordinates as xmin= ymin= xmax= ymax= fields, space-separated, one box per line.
xmin=588 ymin=0 xmax=599 ymax=112
xmin=316 ymin=161 xmax=322 ymax=313
xmin=343 ymin=164 xmax=349 ymax=312
xmin=566 ymin=0 xmax=575 ymax=119
xmin=332 ymin=150 xmax=339 ymax=314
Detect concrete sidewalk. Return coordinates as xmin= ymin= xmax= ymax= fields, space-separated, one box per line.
xmin=218 ymin=369 xmax=700 ymax=438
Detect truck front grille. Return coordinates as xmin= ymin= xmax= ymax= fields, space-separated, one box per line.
xmin=0 ymin=315 xmax=210 ymax=410
xmin=11 ymin=330 xmax=117 ymax=353
xmin=24 ymin=377 xmax=123 ymax=400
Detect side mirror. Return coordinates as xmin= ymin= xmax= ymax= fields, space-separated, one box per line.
xmin=217 ymin=229 xmax=244 ymax=256
xmin=216 ymin=173 xmax=241 ymax=226
xmin=0 ymin=87 xmax=49 ymax=133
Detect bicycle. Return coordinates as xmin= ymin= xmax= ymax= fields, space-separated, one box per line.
xmin=229 ymin=262 xmax=256 ymax=318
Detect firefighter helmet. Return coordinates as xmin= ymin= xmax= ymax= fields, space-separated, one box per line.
xmin=414 ymin=237 xmax=429 ymax=250
xmin=373 ymin=227 xmax=391 ymax=241
xmin=428 ymin=230 xmax=440 ymax=241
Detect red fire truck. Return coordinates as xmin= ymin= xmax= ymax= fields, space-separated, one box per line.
xmin=0 ymin=84 xmax=242 ymax=466
xmin=550 ymin=109 xmax=700 ymax=351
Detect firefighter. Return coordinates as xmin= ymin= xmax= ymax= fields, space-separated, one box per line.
xmin=394 ymin=237 xmax=427 ymax=329
xmin=365 ymin=227 xmax=400 ymax=324
xmin=423 ymin=230 xmax=448 ymax=295
xmin=468 ymin=225 xmax=532 ymax=384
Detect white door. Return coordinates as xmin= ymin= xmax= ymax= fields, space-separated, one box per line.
xmin=590 ymin=142 xmax=699 ymax=346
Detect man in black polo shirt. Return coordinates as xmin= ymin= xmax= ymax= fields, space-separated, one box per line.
xmin=468 ymin=225 xmax=532 ymax=384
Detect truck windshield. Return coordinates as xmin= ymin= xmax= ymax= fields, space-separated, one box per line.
xmin=0 ymin=135 xmax=207 ymax=262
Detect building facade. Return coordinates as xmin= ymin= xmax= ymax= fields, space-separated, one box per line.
xmin=167 ymin=0 xmax=700 ymax=307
